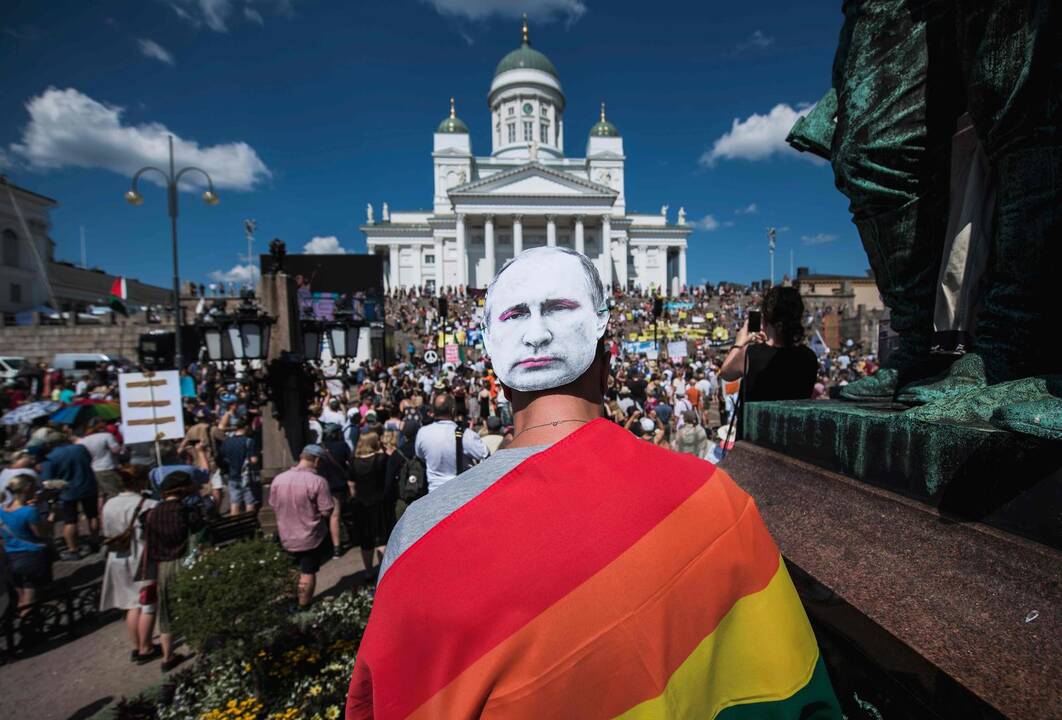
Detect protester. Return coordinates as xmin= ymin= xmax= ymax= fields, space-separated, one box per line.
xmin=320 ymin=424 xmax=353 ymax=557
xmin=78 ymin=418 xmax=123 ymax=507
xmin=218 ymin=419 xmax=260 ymax=515
xmin=347 ymin=246 xmax=840 ymax=716
xmin=672 ymin=410 xmax=710 ymax=457
xmin=38 ymin=431 xmax=99 ymax=560
xmin=414 ymin=393 xmax=488 ymax=492
xmin=100 ymin=467 xmax=159 ymax=664
xmin=142 ymin=472 xmax=203 ymax=672
xmin=268 ymin=445 xmax=335 ymax=607
xmin=480 ymin=416 xmax=505 ymax=455
xmin=0 ymin=450 xmax=39 ymax=504
xmin=0 ymin=474 xmax=52 ymax=610
xmin=350 ymin=432 xmax=392 ymax=575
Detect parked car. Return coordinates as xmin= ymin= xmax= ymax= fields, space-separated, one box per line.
xmin=52 ymin=353 xmax=132 ymax=379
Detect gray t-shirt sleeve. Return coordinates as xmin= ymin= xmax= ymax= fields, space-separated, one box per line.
xmin=378 ymin=444 xmax=546 ymax=581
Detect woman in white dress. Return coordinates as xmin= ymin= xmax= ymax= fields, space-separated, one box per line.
xmin=99 ymin=468 xmax=159 ymax=664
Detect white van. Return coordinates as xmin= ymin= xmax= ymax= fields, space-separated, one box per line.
xmin=52 ymin=353 xmax=130 ymax=379
xmin=0 ymin=356 xmax=26 ymax=384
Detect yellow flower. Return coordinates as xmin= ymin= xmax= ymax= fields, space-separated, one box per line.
xmin=308 ymin=685 xmax=322 ymax=696
xmin=325 ymin=707 xmax=341 ymax=720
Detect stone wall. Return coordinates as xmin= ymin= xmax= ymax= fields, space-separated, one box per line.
xmin=0 ymin=321 xmax=168 ymax=363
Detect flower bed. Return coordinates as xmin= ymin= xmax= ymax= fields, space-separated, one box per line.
xmin=108 ymin=539 xmax=374 ymax=720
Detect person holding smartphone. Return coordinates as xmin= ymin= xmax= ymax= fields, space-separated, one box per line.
xmin=719 ymin=287 xmax=819 ymax=435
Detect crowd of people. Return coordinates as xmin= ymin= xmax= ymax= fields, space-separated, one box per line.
xmin=0 ymin=280 xmax=879 ymax=674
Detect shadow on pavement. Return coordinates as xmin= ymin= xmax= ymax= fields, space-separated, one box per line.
xmin=66 ymin=696 xmax=113 ymax=720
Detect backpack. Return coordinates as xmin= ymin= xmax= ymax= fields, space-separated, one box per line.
xmin=396 ymin=447 xmax=427 ymax=504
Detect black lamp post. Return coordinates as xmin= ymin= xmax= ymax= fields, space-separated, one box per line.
xmin=199 ymin=292 xmax=273 ymax=362
xmin=326 ymin=312 xmax=361 ymax=358
xmin=126 ymin=134 xmax=220 ymax=369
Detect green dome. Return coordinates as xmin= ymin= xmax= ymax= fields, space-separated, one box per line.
xmin=494 ymin=42 xmax=558 ymax=78
xmin=437 ymin=116 xmax=469 ymax=134
xmin=437 ymin=98 xmax=469 ymax=134
xmin=590 ymin=103 xmax=620 ymax=137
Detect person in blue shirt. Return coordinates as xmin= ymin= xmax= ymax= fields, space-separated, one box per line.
xmin=0 ymin=474 xmax=52 ymax=608
xmin=38 ymin=436 xmax=98 ymax=561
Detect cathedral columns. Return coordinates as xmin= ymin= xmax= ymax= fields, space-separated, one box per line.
xmin=546 ymin=215 xmax=557 ymax=247
xmin=512 ymin=215 xmax=523 ymax=256
xmin=434 ymin=236 xmax=444 ymax=293
xmin=679 ymin=246 xmax=687 ymax=291
xmin=574 ymin=216 xmax=584 ymax=255
xmin=388 ymin=244 xmax=399 ymax=290
xmin=455 ymin=213 xmax=467 ymax=287
xmin=484 ymin=214 xmax=496 ymax=281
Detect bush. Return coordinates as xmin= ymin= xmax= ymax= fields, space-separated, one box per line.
xmin=157 ymin=590 xmax=375 ymax=720
xmin=170 ymin=538 xmax=297 ymax=654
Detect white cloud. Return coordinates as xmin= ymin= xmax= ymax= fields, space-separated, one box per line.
xmin=700 ymin=103 xmax=817 ymax=166
xmin=421 ymin=0 xmax=586 ymax=22
xmin=778 ymin=226 xmax=791 ymax=232
xmin=303 ymin=236 xmax=346 ymax=255
xmin=168 ymin=0 xmax=293 ymax=32
xmin=137 ymin=38 xmax=175 ymax=65
xmin=739 ymin=30 xmax=774 ymax=50
xmin=801 ymin=233 xmax=839 ymax=246
xmin=9 ymin=87 xmax=271 ymax=191
xmin=695 ymin=215 xmax=720 ymax=231
xmin=209 ymin=263 xmax=259 ymax=285
xmin=735 ymin=203 xmax=758 ymax=215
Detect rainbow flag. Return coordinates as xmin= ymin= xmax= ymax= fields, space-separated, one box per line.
xmin=347 ymin=419 xmax=840 ymax=719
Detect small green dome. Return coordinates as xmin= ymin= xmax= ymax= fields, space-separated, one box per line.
xmin=437 ymin=97 xmax=469 ymax=134
xmin=494 ymin=18 xmax=558 ymax=78
xmin=590 ymin=102 xmax=620 ymax=137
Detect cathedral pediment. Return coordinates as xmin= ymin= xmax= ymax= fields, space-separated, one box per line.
xmin=449 ymin=163 xmax=616 ymax=198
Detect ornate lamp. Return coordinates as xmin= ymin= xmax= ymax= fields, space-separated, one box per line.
xmin=301 ymin=320 xmax=323 ymax=361
xmin=327 ymin=313 xmax=361 ymax=358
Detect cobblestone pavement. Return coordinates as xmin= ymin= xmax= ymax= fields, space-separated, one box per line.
xmin=0 ymin=544 xmax=369 ymax=720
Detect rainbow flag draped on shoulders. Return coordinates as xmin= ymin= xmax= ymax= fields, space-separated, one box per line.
xmin=347 ymin=419 xmax=841 ymax=719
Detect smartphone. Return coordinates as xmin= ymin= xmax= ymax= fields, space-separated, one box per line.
xmin=748 ymin=310 xmax=762 ymax=333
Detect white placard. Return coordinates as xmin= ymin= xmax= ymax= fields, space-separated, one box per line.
xmin=667 ymin=341 xmax=688 ymax=359
xmin=119 ymin=371 xmax=186 ymax=444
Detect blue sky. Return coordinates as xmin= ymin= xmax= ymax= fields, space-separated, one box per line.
xmin=1 ymin=0 xmax=866 ymax=290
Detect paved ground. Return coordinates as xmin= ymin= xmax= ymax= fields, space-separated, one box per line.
xmin=0 ymin=543 xmax=369 ymax=720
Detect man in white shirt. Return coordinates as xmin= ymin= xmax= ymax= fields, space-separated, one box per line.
xmin=414 ymin=393 xmax=487 ymax=493
xmin=319 ymin=397 xmax=346 ymax=426
xmin=78 ymin=418 xmax=122 ymax=502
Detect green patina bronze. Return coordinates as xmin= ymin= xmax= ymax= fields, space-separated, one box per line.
xmin=742 ymin=399 xmax=1061 ymax=549
xmin=786 ymin=0 xmax=1061 ymax=439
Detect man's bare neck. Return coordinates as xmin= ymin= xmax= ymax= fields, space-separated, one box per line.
xmin=509 ymin=394 xmax=602 ymax=449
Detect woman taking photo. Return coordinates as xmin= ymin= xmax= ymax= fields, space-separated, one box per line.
xmin=0 ymin=475 xmax=52 ymax=610
xmin=720 ymin=286 xmax=818 ymax=435
xmin=100 ymin=467 xmax=159 ymax=663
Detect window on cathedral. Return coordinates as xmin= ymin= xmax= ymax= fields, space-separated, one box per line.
xmin=540 ymin=122 xmax=549 ymax=143
xmin=507 ymin=123 xmax=516 ymax=143
xmin=507 ymin=106 xmax=515 ymax=116
xmin=523 ymin=121 xmax=533 ymax=142
xmin=424 ymin=254 xmax=435 ymax=266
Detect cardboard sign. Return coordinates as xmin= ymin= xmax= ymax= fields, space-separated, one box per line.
xmin=119 ymin=370 xmax=185 ymax=444
xmin=444 ymin=343 xmax=460 ymax=364
xmin=667 ymin=341 xmax=688 ymax=359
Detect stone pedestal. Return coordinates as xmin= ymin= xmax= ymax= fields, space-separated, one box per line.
xmin=743 ymin=400 xmax=1062 ymax=548
xmin=258 ymin=272 xmax=307 ymax=533
xmin=723 ymin=400 xmax=1062 ymax=719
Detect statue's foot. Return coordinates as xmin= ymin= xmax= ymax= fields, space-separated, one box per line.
xmin=839 ymin=368 xmax=901 ymax=401
xmin=990 ymin=394 xmax=1062 ymax=442
xmin=896 ymin=353 xmax=986 ymax=405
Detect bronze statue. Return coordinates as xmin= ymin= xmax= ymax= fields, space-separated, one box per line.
xmin=788 ymin=0 xmax=1060 ymax=440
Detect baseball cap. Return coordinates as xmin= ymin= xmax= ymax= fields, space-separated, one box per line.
xmin=301 ymin=444 xmax=327 ymax=459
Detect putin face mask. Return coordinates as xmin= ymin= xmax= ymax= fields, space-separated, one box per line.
xmin=483 ymin=248 xmax=609 ymax=393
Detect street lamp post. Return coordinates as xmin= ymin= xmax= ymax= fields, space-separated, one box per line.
xmin=125 ymin=134 xmax=220 ymax=369
xmin=767 ymin=227 xmax=777 ymax=288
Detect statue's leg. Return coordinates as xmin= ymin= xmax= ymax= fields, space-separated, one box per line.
xmin=830 ymin=0 xmax=961 ymax=401
xmin=901 ymin=0 xmax=1062 ymax=436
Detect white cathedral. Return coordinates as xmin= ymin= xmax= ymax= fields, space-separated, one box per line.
xmin=363 ymin=19 xmax=691 ymax=295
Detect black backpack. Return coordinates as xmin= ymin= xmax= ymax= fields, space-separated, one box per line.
xmin=396 ymin=447 xmax=427 ymax=504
